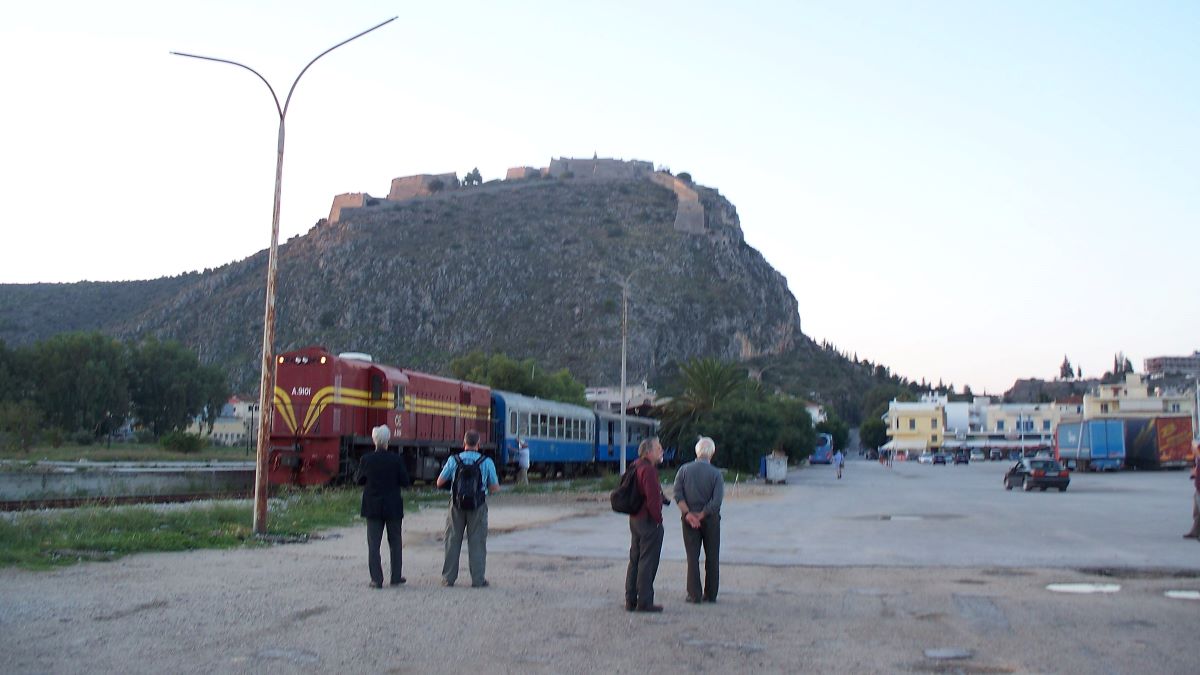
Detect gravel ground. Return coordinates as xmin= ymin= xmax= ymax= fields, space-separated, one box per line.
xmin=2 ymin=485 xmax=1198 ymax=674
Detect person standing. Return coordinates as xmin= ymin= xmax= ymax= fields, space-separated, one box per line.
xmin=516 ymin=437 xmax=530 ymax=486
xmin=833 ymin=448 xmax=845 ymax=479
xmin=625 ymin=437 xmax=668 ymax=612
xmin=1184 ymin=452 xmax=1200 ymax=541
xmin=437 ymin=429 xmax=501 ymax=587
xmin=355 ymin=425 xmax=411 ymax=589
xmin=674 ymin=436 xmax=724 ymax=604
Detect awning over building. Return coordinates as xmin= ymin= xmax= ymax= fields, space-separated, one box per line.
xmin=882 ymin=439 xmax=928 ymax=451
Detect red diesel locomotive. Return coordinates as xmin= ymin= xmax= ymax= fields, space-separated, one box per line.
xmin=268 ymin=346 xmax=493 ymax=486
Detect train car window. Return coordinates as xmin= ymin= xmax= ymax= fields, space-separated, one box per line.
xmin=572 ymin=418 xmax=580 ymax=440
xmin=522 ymin=412 xmax=530 ymax=437
xmin=509 ymin=410 xmax=517 ymax=434
xmin=558 ymin=416 xmax=565 ymax=439
xmin=393 ymin=385 xmax=406 ymax=411
xmin=550 ymin=416 xmax=558 ymax=438
xmin=537 ymin=414 xmax=545 ymax=437
xmin=371 ymin=375 xmax=383 ymax=401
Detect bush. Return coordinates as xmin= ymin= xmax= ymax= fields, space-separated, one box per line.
xmin=42 ymin=428 xmax=66 ymax=449
xmin=160 ymin=431 xmax=206 ymax=454
xmin=71 ymin=430 xmax=95 ymax=446
xmin=134 ymin=429 xmax=156 ymax=444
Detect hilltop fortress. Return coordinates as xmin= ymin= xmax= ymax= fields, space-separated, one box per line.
xmin=327 ymin=157 xmax=728 ymax=240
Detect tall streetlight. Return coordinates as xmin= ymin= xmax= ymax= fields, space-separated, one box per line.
xmin=616 ymin=270 xmax=635 ymax=475
xmin=173 ymin=17 xmax=396 ymax=535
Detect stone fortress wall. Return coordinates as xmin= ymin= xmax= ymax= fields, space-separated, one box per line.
xmin=328 ymin=158 xmax=712 ymax=237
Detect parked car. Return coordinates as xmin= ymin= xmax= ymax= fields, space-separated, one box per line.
xmin=1004 ymin=458 xmax=1070 ymax=492
xmin=932 ymin=453 xmax=948 ymax=465
xmin=953 ymin=451 xmax=969 ymax=465
xmin=969 ymin=449 xmax=985 ymax=461
xmin=917 ymin=452 xmax=934 ymax=464
xmin=989 ymin=449 xmax=1002 ymax=461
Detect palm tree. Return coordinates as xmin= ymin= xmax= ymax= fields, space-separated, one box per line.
xmin=658 ymin=358 xmax=747 ymax=451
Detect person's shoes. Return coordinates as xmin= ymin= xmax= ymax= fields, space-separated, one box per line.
xmin=685 ymin=596 xmax=702 ymax=604
xmin=1183 ymin=533 xmax=1199 ymax=539
xmin=390 ymin=577 xmax=406 ymax=586
xmin=368 ymin=581 xmax=382 ymax=589
xmin=472 ymin=580 xmax=490 ymax=588
xmin=635 ymin=604 xmax=664 ymax=613
xmin=441 ymin=579 xmax=454 ymax=587
xmin=624 ymin=602 xmax=636 ymax=612
xmin=703 ymin=596 xmax=717 ymax=603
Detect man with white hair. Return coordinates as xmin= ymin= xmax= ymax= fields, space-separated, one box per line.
xmin=355 ymin=425 xmax=411 ymax=588
xmin=673 ymin=436 xmax=725 ymax=603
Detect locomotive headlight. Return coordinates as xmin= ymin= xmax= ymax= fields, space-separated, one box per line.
xmin=301 ymin=357 xmax=309 ymax=364
xmin=277 ymin=356 xmax=284 ymax=364
xmin=294 ymin=356 xmax=302 ymax=364
xmin=320 ymin=356 xmax=327 ymax=364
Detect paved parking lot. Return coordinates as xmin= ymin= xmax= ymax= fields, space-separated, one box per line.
xmin=2 ymin=459 xmax=1197 ymax=674
xmin=494 ymin=458 xmax=1200 ymax=569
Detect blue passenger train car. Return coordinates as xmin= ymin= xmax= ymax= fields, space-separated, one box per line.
xmin=491 ymin=390 xmax=595 ymax=476
xmin=595 ymin=411 xmax=663 ymax=465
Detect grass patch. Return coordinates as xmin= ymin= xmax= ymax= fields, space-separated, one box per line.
xmin=0 ymin=487 xmax=443 ymax=570
xmin=0 ymin=444 xmax=254 ymax=463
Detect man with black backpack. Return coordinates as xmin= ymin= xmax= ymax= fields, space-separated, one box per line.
xmin=625 ymin=437 xmax=668 ymax=612
xmin=436 ymin=429 xmax=500 ymax=588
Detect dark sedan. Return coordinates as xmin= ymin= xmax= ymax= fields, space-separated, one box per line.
xmin=1004 ymin=458 xmax=1070 ymax=492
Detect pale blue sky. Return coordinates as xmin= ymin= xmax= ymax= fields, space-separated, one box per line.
xmin=2 ymin=1 xmax=1197 ymax=394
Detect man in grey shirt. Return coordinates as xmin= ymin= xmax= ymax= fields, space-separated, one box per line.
xmin=674 ymin=436 xmax=725 ymax=603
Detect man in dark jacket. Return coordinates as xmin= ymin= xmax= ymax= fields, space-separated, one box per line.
xmin=356 ymin=425 xmax=411 ymax=588
xmin=625 ymin=437 xmax=667 ymax=612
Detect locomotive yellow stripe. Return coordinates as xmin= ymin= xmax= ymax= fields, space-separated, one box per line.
xmin=272 ymin=387 xmax=298 ymax=435
xmin=279 ymin=385 xmax=488 ymax=437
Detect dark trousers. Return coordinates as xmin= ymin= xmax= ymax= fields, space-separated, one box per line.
xmin=681 ymin=514 xmax=721 ymax=601
xmin=366 ymin=517 xmax=403 ymax=585
xmin=625 ymin=517 xmax=664 ymax=608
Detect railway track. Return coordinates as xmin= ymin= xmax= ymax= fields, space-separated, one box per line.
xmin=1 ymin=491 xmax=253 ymax=512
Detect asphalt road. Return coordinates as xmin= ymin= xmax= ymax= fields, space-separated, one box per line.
xmin=2 ymin=459 xmax=1198 ymax=674
xmin=494 ymin=457 xmax=1200 ymax=569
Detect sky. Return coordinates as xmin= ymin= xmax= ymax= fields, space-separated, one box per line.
xmin=2 ymin=1 xmax=1198 ymax=395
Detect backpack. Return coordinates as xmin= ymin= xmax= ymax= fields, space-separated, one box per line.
xmin=610 ymin=460 xmax=645 ymax=515
xmin=452 ymin=454 xmax=487 ymax=511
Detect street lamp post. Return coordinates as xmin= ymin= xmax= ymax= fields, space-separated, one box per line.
xmin=617 ymin=271 xmax=635 ymax=475
xmin=173 ymin=17 xmax=396 ymax=535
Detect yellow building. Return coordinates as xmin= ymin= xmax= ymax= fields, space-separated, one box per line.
xmin=884 ymin=399 xmax=945 ymax=456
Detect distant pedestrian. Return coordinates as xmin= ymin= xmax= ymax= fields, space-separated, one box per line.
xmin=1183 ymin=453 xmax=1200 ymax=541
xmin=674 ymin=436 xmax=724 ymax=604
xmin=833 ymin=448 xmax=845 ymax=479
xmin=625 ymin=437 xmax=668 ymax=612
xmin=437 ymin=429 xmax=501 ymax=587
xmin=516 ymin=437 xmax=530 ymax=486
xmin=355 ymin=425 xmax=411 ymax=589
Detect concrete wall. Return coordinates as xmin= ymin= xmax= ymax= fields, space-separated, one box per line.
xmin=545 ymin=157 xmax=653 ymax=179
xmin=329 ymin=193 xmax=369 ymax=224
xmin=388 ymin=173 xmax=460 ymax=201
xmin=647 ymin=172 xmax=705 ymax=234
xmin=505 ymin=166 xmax=542 ymax=180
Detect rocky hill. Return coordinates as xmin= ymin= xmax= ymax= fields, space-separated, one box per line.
xmin=2 ymin=172 xmax=836 ymax=399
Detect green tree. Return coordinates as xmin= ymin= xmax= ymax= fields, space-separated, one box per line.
xmin=462 ymin=167 xmax=483 ymax=186
xmin=816 ymin=414 xmax=850 ymax=452
xmin=659 ymin=358 xmax=747 ymax=452
xmin=128 ymin=338 xmax=229 ymax=437
xmin=448 ymin=351 xmax=585 ymax=405
xmin=859 ymin=417 xmax=888 ymax=450
xmin=30 ymin=332 xmax=129 ymax=437
xmin=860 ymin=383 xmax=914 ymax=421
xmin=0 ymin=399 xmax=43 ymax=451
xmin=1060 ymin=355 xmax=1074 ymax=380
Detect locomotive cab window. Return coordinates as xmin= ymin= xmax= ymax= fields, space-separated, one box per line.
xmin=393 ymin=385 xmax=405 ymax=411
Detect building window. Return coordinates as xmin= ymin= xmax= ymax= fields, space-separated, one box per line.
xmin=997 ymin=420 xmax=1005 ymax=432
xmin=1100 ymin=403 xmax=1109 ymax=414
xmin=908 ymin=419 xmax=916 ymax=430
xmin=931 ymin=418 xmax=938 ymax=429
xmin=931 ymin=435 xmax=938 ymax=443
xmin=1042 ymin=420 xmax=1051 ymax=431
